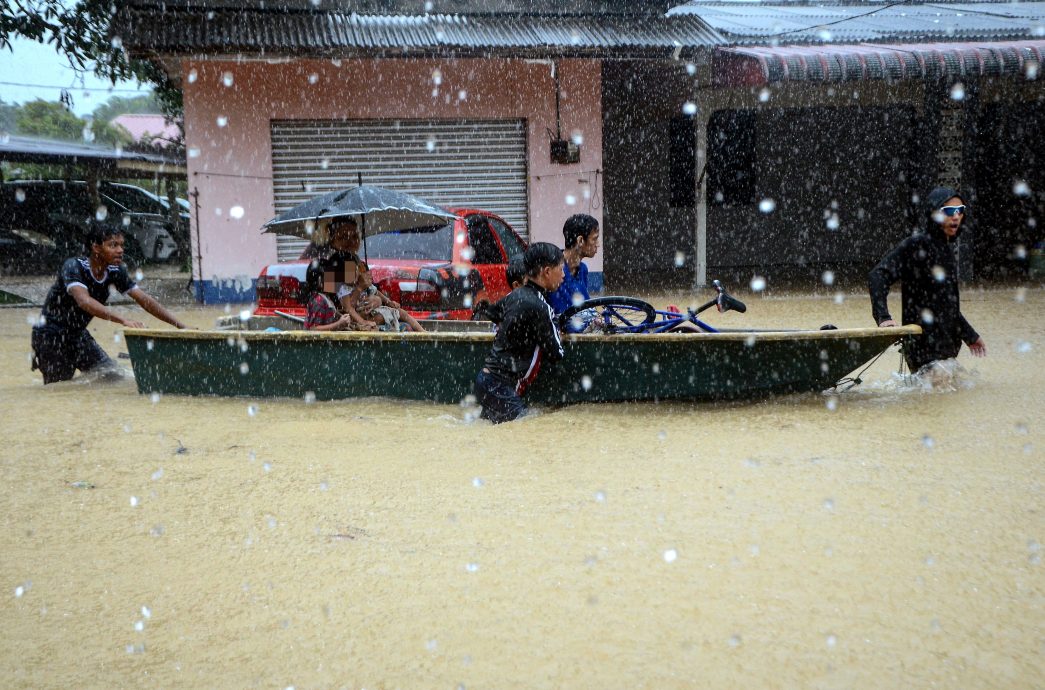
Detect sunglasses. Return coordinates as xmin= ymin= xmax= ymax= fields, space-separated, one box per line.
xmin=939 ymin=205 xmax=966 ymax=217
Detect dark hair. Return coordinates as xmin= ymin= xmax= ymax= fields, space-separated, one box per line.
xmin=304 ymin=255 xmax=345 ymax=299
xmin=524 ymin=242 xmax=564 ymax=277
xmin=85 ymin=221 xmax=123 ymax=249
xmin=562 ymin=214 xmax=599 ymax=249
xmin=506 ymin=257 xmax=526 ymax=287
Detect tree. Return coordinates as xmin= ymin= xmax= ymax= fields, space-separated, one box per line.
xmin=0 ymin=99 xmax=17 ymax=133
xmin=13 ymin=99 xmax=134 ymax=147
xmin=1 ymin=1 xmax=182 ymax=121
xmin=91 ymin=94 xmax=165 ymax=124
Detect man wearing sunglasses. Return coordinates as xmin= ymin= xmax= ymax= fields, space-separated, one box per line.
xmin=869 ymin=186 xmax=987 ymax=374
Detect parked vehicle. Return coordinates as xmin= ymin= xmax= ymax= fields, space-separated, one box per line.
xmin=0 ymin=226 xmax=62 ymax=274
xmin=0 ymin=180 xmax=180 ymax=266
xmin=255 ymin=208 xmax=527 ymax=320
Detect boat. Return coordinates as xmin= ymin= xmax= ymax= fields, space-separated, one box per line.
xmin=123 ymin=316 xmax=921 ymax=404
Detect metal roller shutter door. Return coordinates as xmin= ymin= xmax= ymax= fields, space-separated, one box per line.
xmin=270 ymin=119 xmax=529 ymax=261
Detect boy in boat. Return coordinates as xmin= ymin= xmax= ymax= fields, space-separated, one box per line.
xmin=351 ymin=262 xmax=425 ymax=332
xmin=868 ymin=186 xmax=987 ymax=375
xmin=547 ymin=213 xmax=599 ymax=315
xmin=303 ymin=255 xmax=357 ymax=331
xmin=30 ymin=222 xmax=188 ymax=384
xmin=473 ymin=242 xmax=565 ymax=423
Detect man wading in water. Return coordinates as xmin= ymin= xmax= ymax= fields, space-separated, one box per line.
xmin=30 ymin=223 xmax=188 ymax=384
xmin=868 ymin=187 xmax=987 ymax=376
xmin=474 ymin=242 xmax=565 ymax=423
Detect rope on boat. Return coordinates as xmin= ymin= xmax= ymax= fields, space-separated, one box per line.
xmin=830 ymin=343 xmax=896 ymax=393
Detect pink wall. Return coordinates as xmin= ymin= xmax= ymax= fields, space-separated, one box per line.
xmin=181 ymin=57 xmax=604 ymax=287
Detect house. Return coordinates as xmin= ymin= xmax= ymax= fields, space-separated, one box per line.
xmin=110 ymin=114 xmax=181 ymax=148
xmin=113 ymin=0 xmax=1044 ymax=303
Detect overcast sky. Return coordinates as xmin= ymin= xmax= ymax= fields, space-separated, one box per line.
xmin=0 ymin=36 xmax=151 ymax=118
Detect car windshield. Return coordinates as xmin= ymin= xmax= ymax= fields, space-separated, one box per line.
xmin=359 ymin=223 xmax=454 ymax=261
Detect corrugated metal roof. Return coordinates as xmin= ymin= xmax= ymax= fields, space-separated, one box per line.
xmin=713 ymin=39 xmax=1045 ymax=85
xmin=669 ymin=2 xmax=1045 ymax=44
xmin=0 ymin=135 xmax=185 ymax=172
xmin=113 ymin=9 xmax=725 ymax=55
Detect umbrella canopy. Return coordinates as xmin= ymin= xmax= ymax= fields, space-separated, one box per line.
xmin=261 ymin=185 xmax=458 ymax=240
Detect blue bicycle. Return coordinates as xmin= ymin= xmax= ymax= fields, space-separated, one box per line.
xmin=558 ymin=280 xmax=748 ymax=334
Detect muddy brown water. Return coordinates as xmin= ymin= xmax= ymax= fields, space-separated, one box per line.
xmin=0 ymin=287 xmax=1042 ymax=688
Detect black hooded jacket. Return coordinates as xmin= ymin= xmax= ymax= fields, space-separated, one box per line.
xmin=868 ymin=187 xmax=979 ymax=370
xmin=482 ymin=282 xmax=564 ymax=391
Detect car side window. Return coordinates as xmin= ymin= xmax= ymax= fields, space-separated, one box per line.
xmin=487 ymin=217 xmax=526 ymax=261
xmin=467 ymin=217 xmax=504 ymax=264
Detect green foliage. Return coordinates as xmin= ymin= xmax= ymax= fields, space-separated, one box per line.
xmin=16 ymin=100 xmax=84 ymax=141
xmin=0 ymin=100 xmax=17 ymax=133
xmin=91 ymin=94 xmax=164 ymax=123
xmin=1 ymin=1 xmax=182 ymax=122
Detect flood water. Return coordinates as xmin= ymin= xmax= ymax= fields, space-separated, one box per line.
xmin=1 ymin=286 xmax=1042 ymax=688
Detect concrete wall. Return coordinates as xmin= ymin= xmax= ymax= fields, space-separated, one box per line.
xmin=181 ymin=57 xmax=604 ymax=302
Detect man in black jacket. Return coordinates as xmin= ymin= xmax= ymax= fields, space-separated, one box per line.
xmin=868 ymin=187 xmax=987 ymax=373
xmin=474 ymin=242 xmax=565 ymax=423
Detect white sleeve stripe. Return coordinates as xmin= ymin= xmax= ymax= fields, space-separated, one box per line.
xmin=66 ymin=281 xmax=87 ymax=292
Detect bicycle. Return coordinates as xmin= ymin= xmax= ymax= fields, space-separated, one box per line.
xmin=558 ymin=280 xmax=748 ymax=335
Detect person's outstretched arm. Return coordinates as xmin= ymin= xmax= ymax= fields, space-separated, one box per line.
xmin=958 ymin=314 xmax=987 ymax=356
xmin=69 ymin=285 xmax=145 ymax=329
xmin=128 ymin=288 xmax=188 ymax=329
xmin=868 ymin=239 xmax=909 ymax=326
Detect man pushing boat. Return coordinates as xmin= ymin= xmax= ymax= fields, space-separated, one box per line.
xmin=473 ymin=242 xmax=565 ymax=423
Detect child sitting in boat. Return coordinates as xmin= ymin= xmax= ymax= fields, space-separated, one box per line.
xmin=303 ymin=256 xmax=360 ymax=331
xmin=352 ymin=262 xmax=425 ymax=332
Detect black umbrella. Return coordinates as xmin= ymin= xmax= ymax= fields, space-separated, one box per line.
xmin=261 ymin=184 xmax=459 ymax=261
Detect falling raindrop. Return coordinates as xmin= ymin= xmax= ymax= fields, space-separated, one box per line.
xmin=581 ymin=375 xmax=593 ymax=391
xmin=239 ymin=362 xmax=250 ymax=375
xmin=14 ymin=585 xmax=24 ymax=598
xmin=14 ymin=188 xmax=25 ymax=203
xmin=187 ymin=68 xmax=198 ymax=84
xmin=130 ymin=496 xmax=140 ymax=507
xmin=459 ymin=246 xmax=475 ymax=261
xmin=663 ymin=549 xmax=678 ymax=563
xmin=931 ymin=265 xmax=946 ymax=282
xmin=471 ymin=477 xmax=484 ymax=488
xmin=222 ymin=71 xmax=234 ymax=87
xmin=922 ymin=434 xmax=935 ymax=449
xmin=1015 ymin=341 xmax=1033 ymax=354
xmin=826 ymin=634 xmax=837 ymax=648
xmin=465 ymin=563 xmax=479 ymax=573
xmin=750 ymin=275 xmax=766 ymax=292
xmin=239 ymin=309 xmax=252 ymax=322
xmin=134 ymin=269 xmax=145 ymax=282
xmin=686 ymin=62 xmax=696 ymax=76
xmin=920 ymin=308 xmax=935 ymax=325
xmin=134 ymin=620 xmax=144 ymax=632
xmin=426 ymin=138 xmax=436 ymax=152
xmin=151 ymin=468 xmax=163 ymax=480
xmin=823 ymin=498 xmax=835 ymax=511
xmin=1013 ymin=244 xmax=1027 ymax=260
xmin=187 ymin=147 xmax=200 ymax=159
xmin=308 ymin=73 xmax=319 ymax=84
xmin=230 ymin=206 xmax=245 ymax=220
xmin=565 ymin=194 xmax=577 ymax=206
xmin=150 ymin=392 xmax=161 ymax=404
xmin=825 ymin=213 xmax=840 ymax=231
xmin=1013 ymin=180 xmax=1031 ymax=197
xmin=594 ymin=490 xmax=606 ymax=502
xmin=303 ymin=391 xmax=316 ymax=404
xmin=82 ymin=123 xmax=95 ymax=143
xmin=458 ymin=89 xmax=468 ymax=101
xmin=570 ymin=130 xmax=584 ymax=145
xmin=1025 ymin=60 xmax=1039 ymax=79
xmin=728 ymin=635 xmax=741 ymax=647
xmin=431 ymin=68 xmax=443 ymax=85
xmin=825 ymin=396 xmax=838 ymax=411
xmin=833 ymin=292 xmax=845 ymax=304
xmin=681 ymin=101 xmax=697 ymax=116
xmin=95 ymin=205 xmax=109 ymax=222
xmin=817 ymin=28 xmax=833 ymax=41
xmin=247 ymin=404 xmax=258 ymax=417
xmin=949 ymin=82 xmax=965 ymax=101
xmin=821 ymin=270 xmax=835 ymax=286
xmin=744 ymin=334 xmax=756 ymax=347
xmin=758 ymin=198 xmax=776 ymax=214
xmin=216 ymin=115 xmax=228 ymax=128
xmin=758 ymin=88 xmax=771 ymax=103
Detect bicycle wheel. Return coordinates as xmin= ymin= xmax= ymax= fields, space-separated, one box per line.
xmin=559 ymin=297 xmax=656 ymax=334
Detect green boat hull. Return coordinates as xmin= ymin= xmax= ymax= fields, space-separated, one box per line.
xmin=124 ymin=324 xmax=920 ymax=404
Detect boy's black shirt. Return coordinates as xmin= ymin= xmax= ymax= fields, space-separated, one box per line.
xmin=482 ymin=282 xmax=564 ymax=388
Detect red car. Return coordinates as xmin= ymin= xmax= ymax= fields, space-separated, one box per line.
xmin=254 ymin=208 xmax=527 ymax=320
